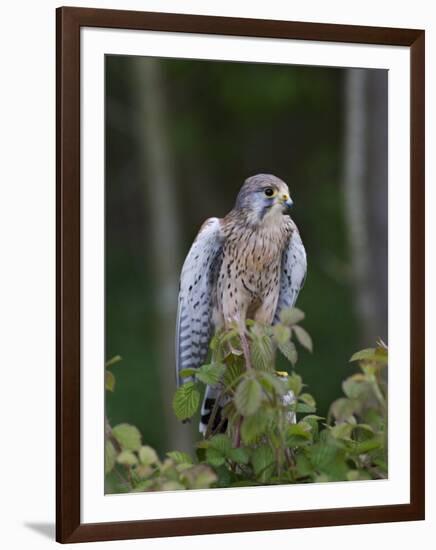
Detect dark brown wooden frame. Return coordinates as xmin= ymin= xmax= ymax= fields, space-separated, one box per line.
xmin=56 ymin=6 xmax=425 ymax=543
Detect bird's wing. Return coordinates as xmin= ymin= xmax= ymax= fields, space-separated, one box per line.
xmin=274 ymin=227 xmax=307 ymax=323
xmin=176 ymin=217 xmax=224 ymax=386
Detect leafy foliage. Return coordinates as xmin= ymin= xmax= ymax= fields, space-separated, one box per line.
xmin=105 ymin=309 xmax=388 ymax=492
xmin=105 ymin=355 xmax=122 ymax=392
xmin=104 ymin=357 xmax=217 ymax=493
xmin=172 ymin=381 xmax=201 ymax=421
xmin=105 ymin=421 xmax=217 ymax=493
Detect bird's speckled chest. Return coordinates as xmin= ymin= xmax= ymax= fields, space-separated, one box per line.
xmin=215 ymin=214 xmax=293 ymax=325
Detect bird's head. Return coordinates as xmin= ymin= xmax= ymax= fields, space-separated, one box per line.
xmin=234 ymin=174 xmax=293 ymax=225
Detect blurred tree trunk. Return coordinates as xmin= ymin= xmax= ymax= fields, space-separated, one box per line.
xmin=343 ymin=69 xmax=388 ymax=345
xmin=129 ymin=58 xmax=193 ymax=452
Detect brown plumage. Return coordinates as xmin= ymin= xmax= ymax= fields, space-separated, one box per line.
xmin=175 ymin=174 xmax=307 ymax=432
xmin=216 ymin=203 xmax=295 ymax=328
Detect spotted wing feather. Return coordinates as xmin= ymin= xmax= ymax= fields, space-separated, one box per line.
xmin=274 ymin=228 xmax=307 ymax=323
xmin=176 ymin=218 xmax=224 ymax=386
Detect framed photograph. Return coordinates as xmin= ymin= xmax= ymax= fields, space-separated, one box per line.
xmin=56 ymin=6 xmax=425 ymax=543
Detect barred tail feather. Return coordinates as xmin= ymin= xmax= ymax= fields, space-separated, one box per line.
xmin=199 ymin=385 xmax=228 ymax=435
xmin=176 ymin=298 xmax=211 ymax=386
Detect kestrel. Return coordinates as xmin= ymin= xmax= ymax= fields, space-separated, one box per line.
xmin=176 ymin=174 xmax=307 ymax=432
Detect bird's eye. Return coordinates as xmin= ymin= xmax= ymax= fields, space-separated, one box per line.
xmin=264 ymin=188 xmax=275 ymax=197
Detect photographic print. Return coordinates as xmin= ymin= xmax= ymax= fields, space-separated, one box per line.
xmin=57 ymin=8 xmax=424 ymax=542
xmin=104 ymin=55 xmax=388 ymax=494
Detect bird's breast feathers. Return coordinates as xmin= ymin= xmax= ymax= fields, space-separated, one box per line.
xmin=214 ymin=215 xmax=295 ymax=325
xmin=223 ymin=214 xmax=293 ymax=269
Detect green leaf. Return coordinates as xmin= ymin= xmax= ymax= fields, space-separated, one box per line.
xmin=160 ymin=458 xmax=179 ymax=478
xmin=214 ymin=464 xmax=232 ymax=488
xmin=220 ymin=328 xmax=239 ymax=344
xmin=195 ymin=440 xmax=210 ymax=450
xmin=251 ymin=334 xmax=274 ymax=371
xmin=139 ymin=445 xmax=159 ymax=465
xmin=259 ymin=372 xmax=287 ymax=396
xmin=315 ymin=473 xmax=330 ymax=483
xmin=287 ymin=373 xmax=303 ymax=396
xmin=196 ymin=363 xmax=226 ymax=385
xmin=227 ymin=447 xmax=250 ymax=464
xmin=209 ymin=333 xmax=220 ymax=351
xmin=105 ymin=355 xmax=122 ymax=368
xmin=166 ymin=451 xmax=193 ymax=465
xmin=116 ymin=450 xmax=138 ymax=466
xmin=135 ymin=464 xmax=153 ymax=479
xmin=295 ymin=403 xmax=316 ymax=413
xmin=105 ymin=370 xmax=115 ymax=392
xmin=208 ymin=434 xmax=232 ymax=454
xmin=310 ymin=442 xmax=339 ymax=471
xmin=286 ymin=423 xmax=313 ymax=447
xmin=181 ymin=464 xmax=218 ymax=489
xmin=373 ymin=454 xmax=388 ymax=472
xmin=223 ymin=359 xmax=244 ymax=388
xmin=172 ymin=382 xmax=201 ymax=421
xmin=299 ymin=393 xmax=316 ymax=408
xmin=353 ymin=423 xmax=375 ymax=435
xmin=330 ymin=423 xmax=353 ymax=441
xmin=175 ymin=463 xmax=192 ymax=473
xmin=346 ymin=470 xmax=372 ymax=481
xmin=293 ymin=326 xmax=313 ymax=352
xmin=295 ymin=452 xmax=314 ymax=478
xmin=234 ymin=377 xmax=263 ymax=416
xmin=222 ymin=400 xmax=238 ymax=424
xmin=105 ymin=440 xmax=117 ymax=474
xmin=241 ymin=409 xmax=270 ymax=444
xmin=351 ymin=437 xmax=382 ymax=454
xmin=342 ymin=377 xmax=371 ymax=400
xmin=349 ymin=348 xmax=376 ymax=362
xmin=179 ymin=368 xmax=196 ymax=379
xmin=279 ymin=307 xmax=305 ymax=325
xmin=206 ymin=447 xmax=226 ymax=467
xmin=272 ymin=324 xmax=291 ymax=345
xmin=329 ymin=397 xmax=358 ymax=422
xmin=132 ymin=479 xmax=154 ymax=492
xmin=112 ymin=423 xmax=142 ymax=451
xmin=251 ymin=445 xmax=275 ymax=482
xmin=374 ymin=347 xmax=388 ymax=365
xmin=278 ymin=340 xmax=298 ymax=365
xmin=301 ymin=415 xmax=323 ymax=437
xmin=288 ymin=423 xmax=312 ymax=439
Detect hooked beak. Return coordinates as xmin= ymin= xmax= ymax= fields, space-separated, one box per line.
xmin=279 ymin=194 xmax=294 ymax=212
